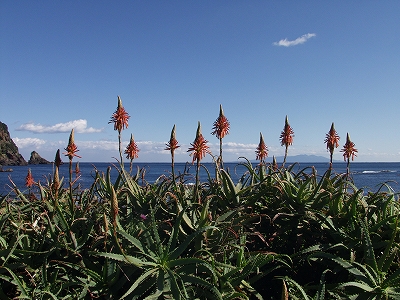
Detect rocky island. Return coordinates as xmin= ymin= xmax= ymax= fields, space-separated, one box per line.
xmin=28 ymin=151 xmax=51 ymax=164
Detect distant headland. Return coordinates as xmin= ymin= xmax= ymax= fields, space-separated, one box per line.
xmin=0 ymin=121 xmax=50 ymax=167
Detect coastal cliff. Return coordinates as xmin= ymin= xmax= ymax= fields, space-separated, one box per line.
xmin=0 ymin=121 xmax=28 ymax=166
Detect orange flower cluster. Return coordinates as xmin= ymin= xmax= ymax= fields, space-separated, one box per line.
xmin=165 ymin=124 xmax=180 ymax=153
xmin=325 ymin=122 xmax=340 ymax=154
xmin=280 ymin=115 xmax=294 ymax=147
xmin=255 ymin=132 xmax=268 ymax=162
xmin=125 ymin=134 xmax=139 ymax=160
xmin=109 ymin=96 xmax=130 ymax=133
xmin=64 ymin=129 xmax=81 ymax=160
xmin=211 ymin=104 xmax=230 ymax=139
xmin=25 ymin=168 xmax=35 ymax=188
xmin=341 ymin=133 xmax=358 ymax=161
xmin=188 ymin=122 xmax=210 ymax=163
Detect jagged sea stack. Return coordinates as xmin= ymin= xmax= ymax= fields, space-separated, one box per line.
xmin=28 ymin=151 xmax=51 ymax=165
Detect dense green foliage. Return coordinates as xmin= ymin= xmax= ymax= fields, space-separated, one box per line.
xmin=1 ymin=159 xmax=399 ymax=299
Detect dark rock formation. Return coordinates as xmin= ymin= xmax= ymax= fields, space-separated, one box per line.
xmin=0 ymin=165 xmax=13 ymax=172
xmin=0 ymin=121 xmax=27 ymax=166
xmin=28 ymin=151 xmax=51 ymax=165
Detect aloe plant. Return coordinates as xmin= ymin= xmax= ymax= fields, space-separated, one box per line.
xmin=93 ymin=206 xmax=221 ymax=299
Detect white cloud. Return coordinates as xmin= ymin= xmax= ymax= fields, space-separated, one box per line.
xmin=273 ymin=33 xmax=316 ymax=47
xmin=75 ymin=140 xmax=119 ymax=151
xmin=17 ymin=119 xmax=103 ymax=133
xmin=13 ymin=137 xmax=46 ymax=148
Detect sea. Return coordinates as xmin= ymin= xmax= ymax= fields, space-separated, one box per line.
xmin=1 ymin=161 xmax=399 ymax=196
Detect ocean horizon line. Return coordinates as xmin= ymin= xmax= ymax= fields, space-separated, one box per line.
xmin=37 ymin=160 xmax=399 ymax=164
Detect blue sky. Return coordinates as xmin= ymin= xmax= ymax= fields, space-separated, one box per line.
xmin=1 ymin=1 xmax=399 ymax=163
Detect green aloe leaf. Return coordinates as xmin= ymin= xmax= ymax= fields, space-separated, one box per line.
xmin=120 ymin=268 xmax=158 ymax=299
xmin=143 ymin=269 xmax=165 ymax=300
xmin=360 ymin=220 xmax=378 ymax=273
xmin=310 ymin=252 xmax=370 ymax=284
xmin=179 ymin=273 xmax=222 ymax=299
xmin=1 ymin=266 xmax=30 ymax=298
xmin=92 ymin=251 xmax=156 ymax=268
xmin=116 ymin=229 xmax=148 ymax=256
xmin=220 ymin=169 xmax=240 ymax=205
xmin=38 ymin=290 xmax=59 ymax=300
xmin=339 ymin=281 xmax=374 ymax=292
xmin=279 ymin=276 xmax=311 ymax=300
xmin=169 ymin=225 xmax=217 ymax=260
xmin=222 ymin=291 xmax=249 ymax=300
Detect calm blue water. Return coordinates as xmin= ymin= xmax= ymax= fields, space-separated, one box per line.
xmin=1 ymin=161 xmax=399 ymax=195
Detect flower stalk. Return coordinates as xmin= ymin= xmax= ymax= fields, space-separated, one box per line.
xmin=25 ymin=168 xmax=35 ymax=199
xmin=53 ymin=149 xmax=62 ymax=198
xmin=109 ymin=96 xmax=130 ymax=166
xmin=272 ymin=155 xmax=278 ymax=171
xmin=280 ymin=115 xmax=294 ymax=167
xmin=211 ymin=104 xmax=230 ymax=169
xmin=188 ymin=122 xmax=210 ymax=202
xmin=341 ymin=133 xmax=358 ymax=178
xmin=165 ymin=125 xmax=180 ymax=184
xmin=63 ymin=129 xmax=81 ymax=210
xmin=324 ymin=122 xmax=340 ymax=169
xmin=255 ymin=132 xmax=268 ymax=164
xmin=25 ymin=168 xmax=34 ymax=188
xmin=125 ymin=133 xmax=140 ymax=173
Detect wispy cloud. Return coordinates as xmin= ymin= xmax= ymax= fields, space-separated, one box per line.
xmin=17 ymin=119 xmax=103 ymax=134
xmin=273 ymin=33 xmax=316 ymax=47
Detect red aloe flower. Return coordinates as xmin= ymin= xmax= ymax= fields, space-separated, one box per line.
xmin=125 ymin=134 xmax=140 ymax=160
xmin=64 ymin=129 xmax=81 ymax=160
xmin=188 ymin=122 xmax=210 ymax=164
xmin=341 ymin=133 xmax=358 ymax=161
xmin=211 ymin=104 xmax=230 ymax=140
xmin=280 ymin=115 xmax=294 ymax=147
xmin=325 ymin=122 xmax=340 ymax=153
xmin=255 ymin=132 xmax=268 ymax=162
xmin=212 ymin=104 xmax=230 ymax=167
xmin=125 ymin=134 xmax=139 ymax=173
xmin=109 ymin=96 xmax=130 ymax=133
xmin=280 ymin=115 xmax=294 ymax=166
xmin=165 ymin=124 xmax=180 ymax=153
xmin=25 ymin=168 xmax=35 ymax=188
xmin=325 ymin=122 xmax=340 ymax=168
xmin=341 ymin=133 xmax=358 ymax=178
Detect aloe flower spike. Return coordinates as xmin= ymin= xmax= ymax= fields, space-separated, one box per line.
xmin=211 ymin=104 xmax=230 ymax=168
xmin=280 ymin=115 xmax=294 ymax=167
xmin=109 ymin=95 xmax=130 ymax=165
xmin=188 ymin=121 xmax=210 ymax=203
xmin=255 ymin=132 xmax=268 ymax=163
xmin=165 ymin=125 xmax=180 ymax=183
xmin=341 ymin=133 xmax=358 ymax=178
xmin=125 ymin=133 xmax=140 ymax=173
xmin=325 ymin=122 xmax=340 ymax=169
